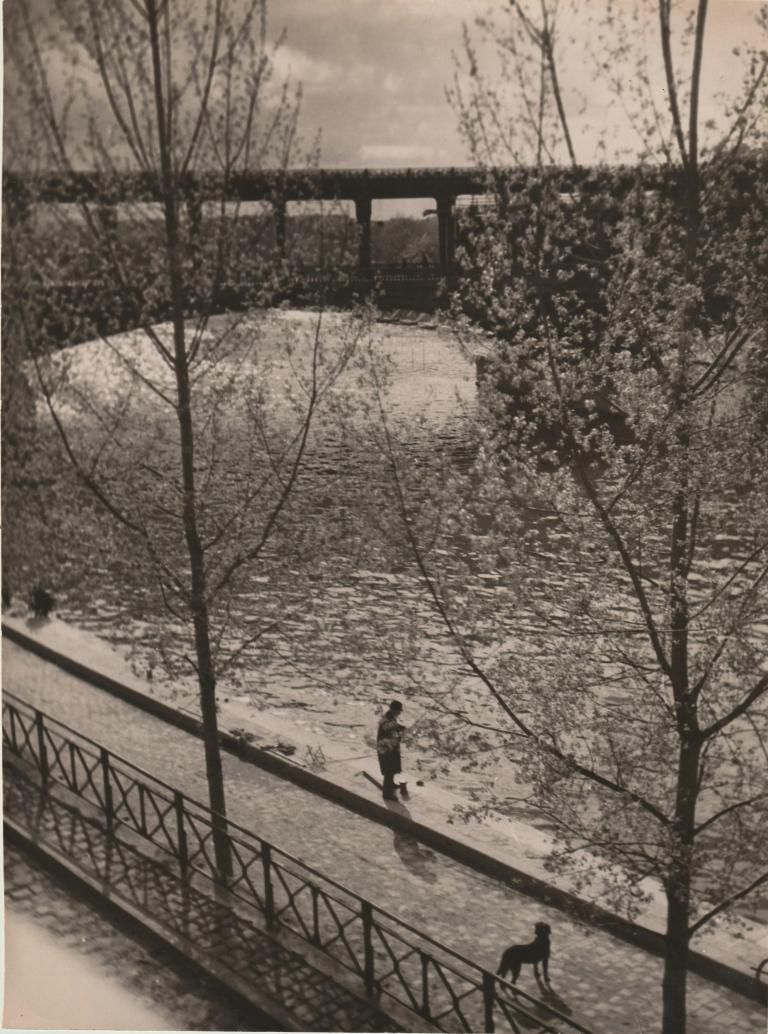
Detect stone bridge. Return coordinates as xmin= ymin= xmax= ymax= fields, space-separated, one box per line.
xmin=2 ymin=163 xmax=693 ymax=327
xmin=4 ymin=165 xmax=500 ymax=274
xmin=1 ymin=161 xmax=737 ymax=269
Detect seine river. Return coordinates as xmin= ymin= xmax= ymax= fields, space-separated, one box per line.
xmin=46 ymin=310 xmax=766 ymax=921
xmin=54 ymin=311 xmax=491 ymax=777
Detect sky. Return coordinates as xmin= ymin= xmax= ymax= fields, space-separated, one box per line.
xmin=270 ymin=0 xmax=764 ymax=168
xmin=269 ymin=0 xmax=489 ymax=169
xmin=5 ymin=0 xmax=765 ymax=217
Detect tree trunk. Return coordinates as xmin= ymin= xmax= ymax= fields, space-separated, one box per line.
xmin=661 ymin=7 xmax=708 ymax=1022
xmin=189 ymin=568 xmax=233 ymax=882
xmin=665 ymin=473 xmax=698 ymax=1032
xmin=662 ymin=737 xmax=699 ymax=1033
xmin=147 ymin=0 xmax=232 ymax=881
xmin=662 ymin=873 xmax=692 ymax=1033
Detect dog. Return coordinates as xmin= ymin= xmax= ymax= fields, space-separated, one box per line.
xmin=497 ymin=922 xmax=551 ymax=985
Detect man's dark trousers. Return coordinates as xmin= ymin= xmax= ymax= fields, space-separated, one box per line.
xmin=379 ymin=750 xmax=400 ymax=799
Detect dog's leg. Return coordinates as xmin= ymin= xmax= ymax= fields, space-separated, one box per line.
xmin=542 ymin=957 xmax=550 ymax=984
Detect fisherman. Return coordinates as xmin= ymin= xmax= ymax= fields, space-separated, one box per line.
xmin=377 ymin=699 xmax=406 ymax=800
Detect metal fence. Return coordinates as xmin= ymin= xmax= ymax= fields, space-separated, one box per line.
xmin=2 ymin=692 xmax=592 ymax=1034
xmin=290 ymin=261 xmax=457 ymax=283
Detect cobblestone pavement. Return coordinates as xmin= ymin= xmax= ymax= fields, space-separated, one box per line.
xmin=4 ymin=769 xmax=397 ymax=1033
xmin=5 ymin=640 xmax=767 ymax=1034
xmin=3 ymin=837 xmax=278 ymax=1031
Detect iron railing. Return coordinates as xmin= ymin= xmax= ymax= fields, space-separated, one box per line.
xmin=287 ymin=263 xmax=456 ymax=287
xmin=2 ymin=692 xmax=592 ymax=1034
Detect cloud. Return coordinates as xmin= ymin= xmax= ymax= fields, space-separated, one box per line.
xmin=358 ymin=143 xmax=441 ymax=164
xmin=271 ymin=44 xmax=337 ymax=87
xmin=381 ymin=72 xmax=403 ymax=95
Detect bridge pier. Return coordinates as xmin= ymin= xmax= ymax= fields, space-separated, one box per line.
xmin=355 ymin=196 xmax=372 ymax=273
xmin=273 ymin=199 xmax=287 ymax=255
xmin=3 ymin=193 xmax=30 ymax=228
xmin=186 ymin=197 xmax=203 ymax=238
xmin=436 ymin=193 xmax=456 ymax=272
xmin=97 ymin=205 xmax=118 ymax=233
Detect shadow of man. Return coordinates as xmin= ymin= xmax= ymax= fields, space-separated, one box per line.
xmin=26 ymin=614 xmax=51 ymax=631
xmin=382 ymin=798 xmax=438 ymax=884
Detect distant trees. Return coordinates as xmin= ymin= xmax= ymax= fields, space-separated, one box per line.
xmin=1 ymin=203 xmax=441 ymax=351
xmin=3 ymin=0 xmax=364 ymax=879
xmin=371 ymin=217 xmax=438 ymax=265
xmin=363 ymin=3 xmax=768 ymax=1031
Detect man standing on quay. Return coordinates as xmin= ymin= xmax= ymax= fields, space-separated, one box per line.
xmin=377 ymin=700 xmax=405 ymax=800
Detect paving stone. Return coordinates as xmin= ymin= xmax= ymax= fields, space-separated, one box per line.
xmin=8 ymin=886 xmax=34 ymax=900
xmin=5 ymin=648 xmax=767 ymax=1034
xmin=3 ymin=839 xmax=275 ymax=1031
xmin=3 ymin=771 xmax=399 ymax=1033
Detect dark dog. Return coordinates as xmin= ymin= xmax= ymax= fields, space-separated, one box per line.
xmin=497 ymin=922 xmax=551 ymax=984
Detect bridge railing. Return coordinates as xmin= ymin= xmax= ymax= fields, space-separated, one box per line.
xmin=2 ymin=691 xmax=592 ymax=1034
xmin=39 ymin=263 xmax=452 ymax=289
xmin=291 ymin=261 xmax=452 ymax=284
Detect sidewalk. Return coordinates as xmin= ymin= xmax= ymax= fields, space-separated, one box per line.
xmin=3 ymin=838 xmax=273 ymax=1030
xmin=3 ymin=616 xmax=766 ymax=1034
xmin=5 ymin=908 xmax=177 ymax=1030
xmin=4 ymin=767 xmax=396 ymax=1033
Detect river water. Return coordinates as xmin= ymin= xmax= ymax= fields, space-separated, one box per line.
xmin=48 ymin=310 xmax=491 ymax=774
xmin=34 ymin=309 xmax=767 ymax=921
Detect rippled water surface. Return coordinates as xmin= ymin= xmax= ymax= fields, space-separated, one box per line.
xmin=36 ymin=310 xmax=766 ymax=922
xmin=51 ymin=312 xmax=489 ymax=766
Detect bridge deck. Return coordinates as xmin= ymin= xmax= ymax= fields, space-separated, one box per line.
xmin=3 ymin=164 xmax=688 ymax=205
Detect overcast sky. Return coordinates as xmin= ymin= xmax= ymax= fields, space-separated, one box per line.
xmin=6 ymin=0 xmax=764 ymax=218
xmin=270 ymin=0 xmax=487 ymax=169
xmin=270 ymin=0 xmax=764 ymax=169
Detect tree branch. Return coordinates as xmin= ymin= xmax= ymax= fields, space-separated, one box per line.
xmin=209 ymin=310 xmax=331 ymax=599
xmin=688 ymin=0 xmax=709 ymax=171
xmin=702 ymin=674 xmax=768 ymax=740
xmin=372 ymin=372 xmax=670 ymax=828
xmin=693 ymin=791 xmax=768 ymax=838
xmin=688 ymin=868 xmax=768 ymax=935
xmin=658 ymin=0 xmax=690 ymax=167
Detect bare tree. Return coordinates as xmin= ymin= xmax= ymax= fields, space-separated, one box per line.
xmin=4 ymin=0 xmax=364 ymax=879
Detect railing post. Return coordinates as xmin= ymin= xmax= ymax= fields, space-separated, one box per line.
xmin=482 ymin=971 xmax=496 ymax=1033
xmin=420 ymin=953 xmax=431 ymax=1020
xmin=311 ymin=885 xmax=320 ymax=945
xmin=35 ymin=709 xmax=49 ymax=783
xmin=362 ymin=900 xmax=375 ymax=998
xmin=100 ymin=748 xmax=114 ymax=830
xmin=138 ymin=782 xmax=147 ymax=834
xmin=174 ymin=791 xmax=188 ymax=871
xmin=262 ymin=842 xmax=275 ymax=927
xmin=8 ymin=706 xmax=18 ymax=753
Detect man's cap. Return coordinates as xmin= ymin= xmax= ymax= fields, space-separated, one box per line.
xmin=389 ymin=699 xmax=403 ymax=712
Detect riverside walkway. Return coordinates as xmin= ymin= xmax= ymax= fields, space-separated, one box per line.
xmin=4 ymin=838 xmax=276 ymax=1030
xmin=3 ymin=635 xmax=766 ymax=1034
xmin=4 ymin=762 xmax=394 ymax=1032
